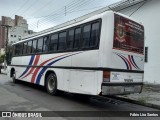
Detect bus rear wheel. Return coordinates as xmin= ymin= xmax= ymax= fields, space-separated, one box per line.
xmin=45 ymin=73 xmax=59 ymax=96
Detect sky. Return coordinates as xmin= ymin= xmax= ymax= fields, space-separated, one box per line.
xmin=0 ymin=0 xmax=121 ymax=32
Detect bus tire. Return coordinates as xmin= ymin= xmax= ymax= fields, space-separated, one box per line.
xmin=45 ymin=73 xmax=58 ymax=96
xmin=12 ymin=71 xmax=17 ymax=83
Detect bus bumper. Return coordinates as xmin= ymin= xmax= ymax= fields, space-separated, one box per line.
xmin=101 ymin=82 xmax=143 ymax=95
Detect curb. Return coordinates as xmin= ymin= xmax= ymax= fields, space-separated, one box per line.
xmin=107 ymin=96 xmax=160 ymax=110
xmin=0 ymin=72 xmax=7 ymax=75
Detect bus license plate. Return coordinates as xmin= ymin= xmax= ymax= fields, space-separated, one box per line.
xmin=125 ymin=87 xmax=134 ymax=92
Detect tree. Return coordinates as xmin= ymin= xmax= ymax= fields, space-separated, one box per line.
xmin=0 ymin=54 xmax=5 ymax=63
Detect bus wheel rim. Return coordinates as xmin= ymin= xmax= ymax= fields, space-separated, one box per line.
xmin=48 ymin=76 xmax=55 ymax=92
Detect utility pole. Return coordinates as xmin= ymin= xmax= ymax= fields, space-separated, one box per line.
xmin=1 ymin=24 xmax=12 ymax=71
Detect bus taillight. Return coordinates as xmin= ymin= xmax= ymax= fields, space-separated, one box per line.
xmin=103 ymin=71 xmax=110 ymax=82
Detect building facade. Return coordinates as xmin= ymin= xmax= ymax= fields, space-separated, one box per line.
xmin=0 ymin=15 xmax=34 ymax=50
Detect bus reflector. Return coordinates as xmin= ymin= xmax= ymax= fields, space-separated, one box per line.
xmin=103 ymin=71 xmax=110 ymax=82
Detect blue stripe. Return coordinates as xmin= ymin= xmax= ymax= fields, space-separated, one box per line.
xmin=117 ymin=54 xmax=129 ymax=70
xmin=35 ymin=53 xmax=81 ymax=84
xmin=19 ymin=55 xmax=35 ymax=78
xmin=131 ymin=56 xmax=140 ymax=70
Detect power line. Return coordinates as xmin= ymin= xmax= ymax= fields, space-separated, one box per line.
xmin=27 ymin=0 xmax=91 ymax=19
xmin=20 ymin=0 xmax=38 ymax=16
xmin=35 ymin=0 xmax=94 ymax=27
xmin=35 ymin=4 xmax=104 ymax=28
xmin=129 ymin=0 xmax=147 ymax=16
xmin=29 ymin=0 xmax=56 ymax=16
xmin=12 ymin=0 xmax=30 ymax=16
xmin=27 ymin=5 xmax=105 ymax=20
xmin=29 ymin=0 xmax=88 ymax=29
xmin=29 ymin=0 xmax=112 ymax=31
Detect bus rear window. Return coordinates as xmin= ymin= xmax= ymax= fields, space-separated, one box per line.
xmin=113 ymin=14 xmax=144 ymax=54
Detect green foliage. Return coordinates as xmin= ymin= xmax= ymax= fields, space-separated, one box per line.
xmin=137 ymin=97 xmax=146 ymax=104
xmin=0 ymin=54 xmax=5 ymax=63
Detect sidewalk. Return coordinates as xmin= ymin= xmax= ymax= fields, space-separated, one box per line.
xmin=116 ymin=84 xmax=160 ymax=110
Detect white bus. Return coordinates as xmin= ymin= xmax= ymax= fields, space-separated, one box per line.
xmin=9 ymin=11 xmax=144 ymax=96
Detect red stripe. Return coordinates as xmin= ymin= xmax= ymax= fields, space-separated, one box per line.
xmin=128 ymin=55 xmax=136 ymax=69
xmin=22 ymin=55 xmax=40 ymax=79
xmin=31 ymin=53 xmax=68 ymax=83
xmin=121 ymin=55 xmax=132 ymax=70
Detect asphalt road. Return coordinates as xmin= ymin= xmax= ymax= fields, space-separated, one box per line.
xmin=0 ymin=74 xmax=159 ymax=120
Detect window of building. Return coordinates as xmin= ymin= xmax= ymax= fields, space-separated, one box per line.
xmin=50 ymin=34 xmax=58 ymax=51
xmin=43 ymin=36 xmax=49 ymax=52
xmin=14 ymin=35 xmax=16 ymax=37
xmin=67 ymin=29 xmax=74 ymax=50
xmin=37 ymin=37 xmax=43 ymax=53
xmin=27 ymin=40 xmax=32 ymax=54
xmin=74 ymin=28 xmax=81 ymax=49
xmin=82 ymin=24 xmax=91 ymax=48
xmin=90 ymin=22 xmax=100 ymax=47
xmin=32 ymin=39 xmax=37 ymax=53
xmin=58 ymin=32 xmax=66 ymax=51
xmin=11 ymin=35 xmax=13 ymax=37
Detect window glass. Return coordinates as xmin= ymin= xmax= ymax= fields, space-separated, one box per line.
xmin=43 ymin=36 xmax=49 ymax=52
xmin=15 ymin=43 xmax=22 ymax=55
xmin=82 ymin=24 xmax=91 ymax=48
xmin=22 ymin=42 xmax=27 ymax=55
xmin=58 ymin=32 xmax=66 ymax=51
xmin=19 ymin=43 xmax=23 ymax=55
xmin=37 ymin=37 xmax=43 ymax=53
xmin=32 ymin=40 xmax=37 ymax=53
xmin=90 ymin=22 xmax=100 ymax=47
xmin=67 ymin=29 xmax=74 ymax=50
xmin=12 ymin=45 xmax=15 ymax=56
xmin=74 ymin=28 xmax=81 ymax=49
xmin=27 ymin=41 xmax=32 ymax=54
xmin=50 ymin=34 xmax=58 ymax=51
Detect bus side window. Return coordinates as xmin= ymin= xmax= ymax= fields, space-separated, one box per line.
xmin=67 ymin=29 xmax=74 ymax=50
xmin=50 ymin=34 xmax=58 ymax=52
xmin=15 ymin=44 xmax=22 ymax=56
xmin=43 ymin=36 xmax=49 ymax=52
xmin=37 ymin=37 xmax=43 ymax=53
xmin=90 ymin=22 xmax=100 ymax=47
xmin=12 ymin=45 xmax=15 ymax=56
xmin=58 ymin=32 xmax=66 ymax=51
xmin=19 ymin=43 xmax=23 ymax=55
xmin=82 ymin=24 xmax=91 ymax=48
xmin=22 ymin=42 xmax=28 ymax=55
xmin=27 ymin=40 xmax=32 ymax=54
xmin=15 ymin=45 xmax=19 ymax=55
xmin=74 ymin=28 xmax=81 ymax=49
xmin=32 ymin=39 xmax=37 ymax=53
